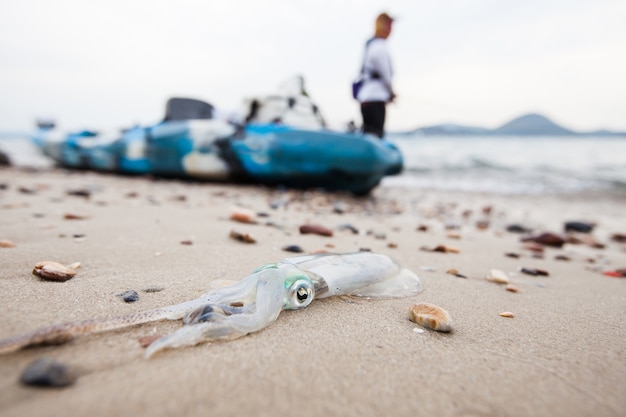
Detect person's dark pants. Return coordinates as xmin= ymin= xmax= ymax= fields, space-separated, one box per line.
xmin=360 ymin=101 xmax=386 ymax=138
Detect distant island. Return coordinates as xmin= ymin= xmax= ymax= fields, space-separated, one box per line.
xmin=403 ymin=113 xmax=626 ymax=137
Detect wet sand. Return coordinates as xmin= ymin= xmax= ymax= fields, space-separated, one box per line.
xmin=0 ymin=167 xmax=624 ymax=417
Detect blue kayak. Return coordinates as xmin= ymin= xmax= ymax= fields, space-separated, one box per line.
xmin=33 ymin=98 xmax=403 ymax=195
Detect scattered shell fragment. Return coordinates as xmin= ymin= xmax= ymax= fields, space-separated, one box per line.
xmin=603 ymin=270 xmax=626 ymax=278
xmin=446 ymin=268 xmax=467 ymax=278
xmin=229 ymin=230 xmax=256 ymax=243
xmin=421 ymin=244 xmax=460 ymax=254
xmin=387 ymin=242 xmax=398 ymax=249
xmin=408 ymin=303 xmax=452 ymax=332
xmin=142 ymin=286 xmax=165 ymax=293
xmin=138 ymin=335 xmax=162 ymax=348
xmin=229 ymin=206 xmax=257 ymax=224
xmin=63 ymin=213 xmax=90 ymax=220
xmin=521 ymin=232 xmax=565 ymax=248
xmin=505 ymin=284 xmax=520 ymax=293
xmin=504 ymin=252 xmax=521 ymax=259
xmin=416 ymin=225 xmax=429 ymax=232
xmin=299 ymin=224 xmax=333 ymax=237
xmin=446 ymin=231 xmax=461 ymax=239
xmin=180 ymin=240 xmax=193 ymax=245
xmin=0 ymin=239 xmax=16 ymax=248
xmin=32 ymin=261 xmax=77 ymax=282
xmin=485 ymin=269 xmax=509 ymax=284
xmin=499 ymin=311 xmax=515 ymax=318
xmin=337 ymin=223 xmax=359 ymax=234
xmin=20 ymin=357 xmax=77 ymax=388
xmin=610 ymin=233 xmax=626 ymax=243
xmin=67 ymin=262 xmax=81 ymax=270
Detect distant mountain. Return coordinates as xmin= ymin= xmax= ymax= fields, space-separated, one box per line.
xmin=407 ymin=113 xmax=626 ymax=137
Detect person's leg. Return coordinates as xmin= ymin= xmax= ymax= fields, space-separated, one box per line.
xmin=360 ymin=101 xmax=386 ymax=138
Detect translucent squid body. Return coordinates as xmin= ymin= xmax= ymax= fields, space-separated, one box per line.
xmin=0 ymin=252 xmax=422 ymax=358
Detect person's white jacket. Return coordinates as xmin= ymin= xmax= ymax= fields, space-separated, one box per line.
xmin=356 ymin=38 xmax=394 ymax=103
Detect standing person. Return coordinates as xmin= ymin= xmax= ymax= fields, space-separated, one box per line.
xmin=356 ymin=12 xmax=396 ymax=138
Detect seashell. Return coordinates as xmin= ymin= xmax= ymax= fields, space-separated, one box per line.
xmin=499 ymin=311 xmax=515 ymax=318
xmin=409 ymin=303 xmax=452 ymax=332
xmin=485 ymin=269 xmax=509 ymax=284
xmin=32 ymin=261 xmax=77 ymax=282
xmin=229 ymin=206 xmax=257 ymax=224
xmin=0 ymin=239 xmax=16 ymax=248
xmin=20 ymin=357 xmax=77 ymax=387
xmin=67 ymin=262 xmax=81 ymax=270
xmin=229 ymin=230 xmax=256 ymax=244
xmin=299 ymin=224 xmax=333 ymax=237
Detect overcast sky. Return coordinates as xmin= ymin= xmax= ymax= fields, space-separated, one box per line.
xmin=1 ymin=0 xmax=625 ymax=133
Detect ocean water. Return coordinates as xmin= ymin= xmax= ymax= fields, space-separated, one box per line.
xmin=384 ymin=134 xmax=626 ymax=196
xmin=1 ymin=132 xmax=625 ymax=196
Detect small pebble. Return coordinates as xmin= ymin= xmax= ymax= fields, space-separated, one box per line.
xmin=499 ymin=311 xmax=515 ymax=318
xmin=0 ymin=239 xmax=16 ymax=248
xmin=521 ymin=232 xmax=565 ymax=248
xmin=408 ymin=303 xmax=452 ymax=332
xmin=506 ymin=224 xmax=533 ymax=234
xmin=66 ymin=189 xmax=91 ymax=198
xmin=564 ymin=221 xmax=595 ymax=234
xmin=520 ymin=267 xmax=550 ymax=277
xmin=20 ymin=357 xmax=77 ymax=387
xmin=299 ymin=224 xmax=333 ymax=237
xmin=416 ymin=225 xmax=429 ymax=232
xmin=282 ymin=244 xmax=304 ymax=253
xmin=504 ymin=252 xmax=521 ymax=259
xmin=485 ymin=269 xmax=509 ymax=284
xmin=117 ymin=290 xmax=139 ymax=303
xmin=387 ymin=242 xmax=398 ymax=249
xmin=554 ymin=255 xmax=571 ymax=261
xmin=229 ymin=230 xmax=256 ymax=243
xmin=180 ymin=240 xmax=193 ymax=245
xmin=229 ymin=206 xmax=257 ymax=224
xmin=138 ymin=335 xmax=162 ymax=348
xmin=412 ymin=328 xmax=425 ymax=334
xmin=421 ymin=244 xmax=460 ymax=254
xmin=337 ymin=223 xmax=359 ymax=234
xmin=32 ymin=261 xmax=77 ymax=282
xmin=63 ymin=213 xmax=90 ymax=220
xmin=505 ymin=284 xmax=520 ymax=293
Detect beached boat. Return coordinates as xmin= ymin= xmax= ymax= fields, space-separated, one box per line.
xmin=32 ymin=80 xmax=403 ymax=194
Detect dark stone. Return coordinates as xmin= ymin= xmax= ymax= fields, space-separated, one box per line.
xmin=506 ymin=224 xmax=533 ymax=234
xmin=282 ymin=244 xmax=304 ymax=253
xmin=20 ymin=357 xmax=77 ymax=388
xmin=117 ymin=290 xmax=139 ymax=303
xmin=564 ymin=221 xmax=595 ymax=234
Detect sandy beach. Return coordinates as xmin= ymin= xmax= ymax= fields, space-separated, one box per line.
xmin=0 ymin=166 xmax=624 ymax=417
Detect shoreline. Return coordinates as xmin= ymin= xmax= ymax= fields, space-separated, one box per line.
xmin=0 ymin=167 xmax=624 ymax=417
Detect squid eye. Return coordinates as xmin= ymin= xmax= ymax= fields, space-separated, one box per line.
xmin=284 ymin=278 xmax=314 ymax=310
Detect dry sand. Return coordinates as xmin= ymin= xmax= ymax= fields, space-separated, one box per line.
xmin=0 ymin=167 xmax=624 ymax=417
